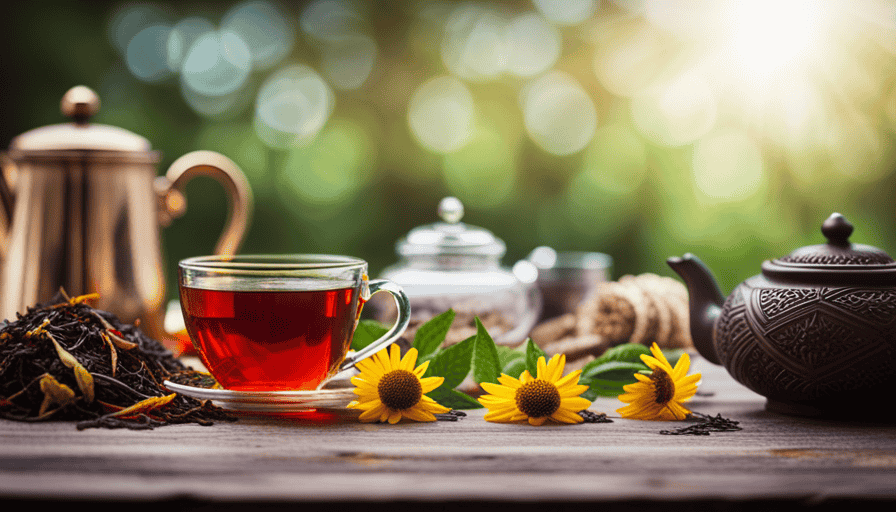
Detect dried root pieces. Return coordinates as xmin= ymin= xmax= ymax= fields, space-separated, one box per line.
xmin=530 ymin=273 xmax=692 ymax=368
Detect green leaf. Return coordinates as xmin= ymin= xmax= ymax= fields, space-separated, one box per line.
xmin=501 ymin=358 xmax=527 ymax=379
xmin=591 ymin=343 xmax=651 ymax=366
xmin=471 ymin=317 xmax=501 ymax=385
xmin=495 ymin=345 xmax=524 ymax=369
xmin=525 ymin=338 xmax=547 ymax=376
xmin=426 ymin=387 xmax=483 ymax=410
xmin=581 ymin=360 xmax=650 ymax=381
xmin=423 ymin=335 xmax=475 ymax=390
xmin=580 ymin=378 xmax=629 ymax=400
xmin=350 ymin=319 xmax=390 ymax=351
xmin=661 ymin=348 xmax=685 ymax=365
xmin=412 ymin=309 xmax=455 ymax=360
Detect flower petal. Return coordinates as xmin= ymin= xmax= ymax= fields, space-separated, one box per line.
xmin=419 ymin=376 xmax=444 ymax=393
xmin=560 ymin=396 xmax=592 ymax=412
xmin=551 ymin=408 xmax=585 ymax=424
xmin=389 ymin=344 xmax=401 ymax=369
xmin=498 ymin=374 xmax=522 ymax=388
xmin=528 ymin=416 xmax=548 ymax=426
xmin=481 ymin=382 xmax=515 ymax=399
xmin=554 ymin=369 xmax=582 ymax=389
xmin=545 ymin=354 xmax=565 ymax=382
xmin=672 ymin=352 xmax=691 ymax=380
xmin=401 ymin=407 xmax=437 ymax=422
xmin=413 ymin=360 xmax=430 ymax=377
xmin=400 ymin=347 xmax=419 ymax=371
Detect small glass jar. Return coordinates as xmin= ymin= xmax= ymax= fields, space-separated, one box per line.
xmin=375 ymin=197 xmax=541 ymax=346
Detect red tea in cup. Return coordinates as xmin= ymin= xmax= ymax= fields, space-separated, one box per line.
xmin=178 ymin=255 xmax=410 ymax=392
xmin=181 ymin=285 xmax=361 ymax=391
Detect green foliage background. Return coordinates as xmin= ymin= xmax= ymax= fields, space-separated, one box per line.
xmin=3 ymin=0 xmax=896 ymax=307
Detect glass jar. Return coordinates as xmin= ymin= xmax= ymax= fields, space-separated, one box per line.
xmin=375 ymin=197 xmax=541 ymax=346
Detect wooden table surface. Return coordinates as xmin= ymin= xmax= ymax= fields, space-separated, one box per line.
xmin=1 ymin=356 xmax=895 ymax=510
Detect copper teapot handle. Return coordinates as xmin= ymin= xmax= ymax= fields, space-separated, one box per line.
xmin=155 ymin=150 xmax=253 ymax=255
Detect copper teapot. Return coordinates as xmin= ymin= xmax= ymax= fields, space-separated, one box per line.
xmin=0 ymin=86 xmax=252 ymax=341
xmin=668 ymin=213 xmax=896 ymax=418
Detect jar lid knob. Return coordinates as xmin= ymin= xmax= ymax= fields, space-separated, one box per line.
xmin=60 ymin=85 xmax=100 ymax=125
xmin=438 ymin=196 xmax=464 ymax=224
xmin=821 ymin=212 xmax=853 ymax=246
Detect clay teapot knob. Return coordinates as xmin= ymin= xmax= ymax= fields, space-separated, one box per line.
xmin=821 ymin=213 xmax=853 ymax=246
xmin=61 ymin=85 xmax=100 ymax=125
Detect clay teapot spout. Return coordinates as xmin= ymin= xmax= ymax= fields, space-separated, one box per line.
xmin=666 ymin=253 xmax=725 ymax=365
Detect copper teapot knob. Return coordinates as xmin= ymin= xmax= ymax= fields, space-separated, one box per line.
xmin=821 ymin=213 xmax=853 ymax=246
xmin=60 ymin=86 xmax=100 ymax=125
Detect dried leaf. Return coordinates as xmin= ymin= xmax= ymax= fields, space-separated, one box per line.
xmin=106 ymin=394 xmax=177 ymax=419
xmin=38 ymin=374 xmax=76 ymax=416
xmin=102 ymin=332 xmax=119 ymax=377
xmin=25 ymin=318 xmax=50 ymax=338
xmin=68 ymin=292 xmax=100 ymax=305
xmin=105 ymin=330 xmax=138 ymax=350
xmin=46 ymin=331 xmax=95 ymax=403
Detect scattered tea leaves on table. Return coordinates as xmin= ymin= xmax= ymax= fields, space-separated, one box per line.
xmin=578 ymin=410 xmax=613 ymax=423
xmin=660 ymin=412 xmax=742 ymax=435
xmin=0 ymin=292 xmax=236 ymax=429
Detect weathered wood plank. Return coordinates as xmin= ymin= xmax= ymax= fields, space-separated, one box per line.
xmin=0 ymin=357 xmax=894 ymax=504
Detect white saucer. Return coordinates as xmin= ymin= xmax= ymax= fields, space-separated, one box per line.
xmin=163 ymin=380 xmax=357 ymax=413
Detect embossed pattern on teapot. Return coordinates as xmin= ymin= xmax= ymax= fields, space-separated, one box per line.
xmin=668 ymin=213 xmax=896 ymax=418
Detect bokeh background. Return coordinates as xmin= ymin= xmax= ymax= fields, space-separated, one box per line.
xmin=4 ymin=0 xmax=896 ymax=301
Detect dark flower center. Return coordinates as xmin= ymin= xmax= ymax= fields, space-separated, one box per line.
xmin=650 ymin=367 xmax=675 ymax=404
xmin=515 ymin=379 xmax=561 ymax=418
xmin=378 ymin=370 xmax=422 ymax=411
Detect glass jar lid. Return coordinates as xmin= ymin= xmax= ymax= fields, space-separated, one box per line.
xmin=396 ymin=197 xmax=507 ymax=257
xmin=8 ymin=86 xmax=152 ymax=154
xmin=762 ymin=213 xmax=896 ymax=284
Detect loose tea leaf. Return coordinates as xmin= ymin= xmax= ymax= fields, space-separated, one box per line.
xmin=578 ymin=410 xmax=613 ymax=423
xmin=659 ymin=412 xmax=742 ymax=435
xmin=0 ymin=292 xmax=236 ymax=429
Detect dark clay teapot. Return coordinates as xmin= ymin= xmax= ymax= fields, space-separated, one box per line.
xmin=668 ymin=213 xmax=896 ymax=418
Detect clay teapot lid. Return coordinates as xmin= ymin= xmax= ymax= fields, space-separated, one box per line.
xmin=762 ymin=213 xmax=896 ymax=284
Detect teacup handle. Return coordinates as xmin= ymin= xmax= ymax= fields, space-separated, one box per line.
xmin=156 ymin=150 xmax=253 ymax=255
xmin=340 ymin=279 xmax=411 ymax=372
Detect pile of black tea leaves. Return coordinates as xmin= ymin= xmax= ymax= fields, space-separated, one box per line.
xmin=0 ymin=291 xmax=236 ymax=430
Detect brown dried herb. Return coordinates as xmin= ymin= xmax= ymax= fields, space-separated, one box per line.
xmin=0 ymin=292 xmax=236 ymax=430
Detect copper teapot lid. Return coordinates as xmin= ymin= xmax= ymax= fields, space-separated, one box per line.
xmin=762 ymin=213 xmax=896 ymax=284
xmin=8 ymin=86 xmax=153 ymax=154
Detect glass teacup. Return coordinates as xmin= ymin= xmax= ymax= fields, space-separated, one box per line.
xmin=178 ymin=254 xmax=410 ymax=391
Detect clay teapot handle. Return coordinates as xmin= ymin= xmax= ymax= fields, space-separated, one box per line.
xmin=156 ymin=151 xmax=253 ymax=255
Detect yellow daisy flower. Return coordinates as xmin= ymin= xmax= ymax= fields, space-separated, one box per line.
xmin=478 ymin=354 xmax=592 ymax=426
xmin=617 ymin=342 xmax=701 ymax=421
xmin=347 ymin=344 xmax=450 ymax=423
